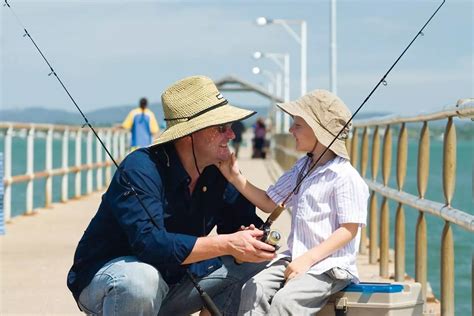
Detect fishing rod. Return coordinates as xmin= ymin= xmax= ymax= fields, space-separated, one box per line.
xmin=3 ymin=1 xmax=222 ymax=315
xmin=259 ymin=0 xmax=446 ymax=243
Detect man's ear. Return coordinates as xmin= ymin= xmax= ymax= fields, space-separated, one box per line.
xmin=175 ymin=135 xmax=192 ymax=145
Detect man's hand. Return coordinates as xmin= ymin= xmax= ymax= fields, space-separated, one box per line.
xmin=284 ymin=254 xmax=314 ymax=282
xmin=226 ymin=229 xmax=276 ymax=263
xmin=239 ymin=224 xmax=257 ymax=231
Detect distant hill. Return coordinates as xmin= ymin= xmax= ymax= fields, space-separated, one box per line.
xmin=0 ymin=106 xmax=82 ymax=125
xmin=0 ymin=103 xmax=271 ymax=128
xmin=0 ymin=104 xmax=149 ymax=126
xmin=0 ymin=105 xmax=394 ymax=129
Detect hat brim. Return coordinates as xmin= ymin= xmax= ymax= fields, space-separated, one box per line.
xmin=153 ymin=103 xmax=255 ymax=145
xmin=276 ymin=101 xmax=350 ymax=160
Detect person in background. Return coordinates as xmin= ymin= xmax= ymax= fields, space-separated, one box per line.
xmin=252 ymin=118 xmax=266 ymax=158
xmin=122 ymin=97 xmax=160 ymax=150
xmin=219 ymin=89 xmax=369 ymax=315
xmin=231 ymin=121 xmax=245 ymax=158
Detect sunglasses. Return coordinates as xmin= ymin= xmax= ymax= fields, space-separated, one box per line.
xmin=216 ymin=124 xmax=232 ymax=134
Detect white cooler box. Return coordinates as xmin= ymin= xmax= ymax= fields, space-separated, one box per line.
xmin=318 ymin=282 xmax=424 ymax=316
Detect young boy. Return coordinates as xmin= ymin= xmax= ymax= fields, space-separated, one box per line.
xmin=218 ymin=89 xmax=369 ymax=315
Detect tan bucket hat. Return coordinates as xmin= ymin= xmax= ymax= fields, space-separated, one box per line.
xmin=153 ymin=75 xmax=255 ymax=145
xmin=276 ymin=89 xmax=352 ymax=159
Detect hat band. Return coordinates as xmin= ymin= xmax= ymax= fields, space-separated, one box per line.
xmin=311 ymin=113 xmax=350 ymax=140
xmin=164 ymin=100 xmax=228 ymax=122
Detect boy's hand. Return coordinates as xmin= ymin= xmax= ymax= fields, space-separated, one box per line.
xmin=217 ymin=153 xmax=241 ymax=183
xmin=284 ymin=254 xmax=314 ymax=282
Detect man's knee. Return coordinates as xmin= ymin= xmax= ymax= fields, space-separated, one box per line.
xmin=113 ymin=261 xmax=168 ymax=302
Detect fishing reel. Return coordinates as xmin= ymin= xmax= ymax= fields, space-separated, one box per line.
xmin=259 ymin=204 xmax=286 ymax=251
xmin=260 ymin=224 xmax=281 ymax=251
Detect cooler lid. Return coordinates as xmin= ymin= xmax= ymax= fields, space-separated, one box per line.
xmin=343 ymin=282 xmax=404 ymax=293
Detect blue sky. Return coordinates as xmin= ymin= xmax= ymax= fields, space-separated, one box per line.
xmin=1 ymin=0 xmax=472 ymax=116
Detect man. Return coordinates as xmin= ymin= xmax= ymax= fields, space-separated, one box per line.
xmin=67 ymin=75 xmax=275 ymax=315
xmin=122 ymin=97 xmax=160 ymax=149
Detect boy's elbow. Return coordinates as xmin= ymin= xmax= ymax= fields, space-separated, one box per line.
xmin=264 ymin=199 xmax=278 ymax=213
xmin=341 ymin=223 xmax=359 ymax=238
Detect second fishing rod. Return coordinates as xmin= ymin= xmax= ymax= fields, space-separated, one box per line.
xmin=259 ymin=0 xmax=446 ymax=241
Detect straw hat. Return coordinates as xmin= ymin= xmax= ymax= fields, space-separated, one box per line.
xmin=276 ymin=89 xmax=352 ymax=159
xmin=153 ymin=76 xmax=255 ymax=145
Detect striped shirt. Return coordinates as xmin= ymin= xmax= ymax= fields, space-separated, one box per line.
xmin=267 ymin=155 xmax=369 ymax=280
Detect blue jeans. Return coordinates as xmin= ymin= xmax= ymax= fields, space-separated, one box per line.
xmin=78 ymin=256 xmax=267 ymax=316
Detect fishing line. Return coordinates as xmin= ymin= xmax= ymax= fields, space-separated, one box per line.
xmin=270 ymin=0 xmax=446 ymax=216
xmin=3 ymin=1 xmax=221 ymax=315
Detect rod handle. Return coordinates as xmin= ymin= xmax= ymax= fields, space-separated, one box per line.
xmin=201 ymin=292 xmax=222 ymax=316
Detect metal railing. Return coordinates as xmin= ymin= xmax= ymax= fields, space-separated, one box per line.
xmin=0 ymin=122 xmax=129 ymax=222
xmin=272 ymin=102 xmax=473 ymax=316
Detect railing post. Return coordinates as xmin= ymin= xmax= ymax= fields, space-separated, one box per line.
xmin=360 ymin=127 xmax=369 ymax=179
xmin=119 ymin=129 xmax=126 ymax=160
xmin=417 ymin=122 xmax=430 ymax=199
xmin=75 ymin=129 xmax=82 ymax=199
xmin=380 ymin=197 xmax=390 ymax=278
xmin=86 ymin=130 xmax=93 ymax=194
xmin=350 ymin=127 xmax=359 ymax=168
xmin=45 ymin=127 xmax=53 ymax=208
xmin=395 ymin=123 xmax=407 ymax=281
xmin=113 ymin=129 xmax=119 ymax=163
xmin=96 ymin=130 xmax=103 ymax=190
xmin=369 ymin=126 xmax=380 ymax=264
xmin=416 ymin=211 xmax=427 ymax=303
xmin=441 ymin=221 xmax=454 ymax=316
xmin=61 ymin=129 xmax=69 ymax=203
xmin=4 ymin=126 xmax=12 ymax=222
xmin=416 ymin=122 xmax=429 ymax=304
xmin=381 ymin=125 xmax=392 ymax=186
xmin=442 ymin=117 xmax=456 ymax=207
xmin=105 ymin=130 xmax=112 ymax=184
xmin=26 ymin=127 xmax=35 ymax=214
xmin=380 ymin=125 xmax=392 ymax=278
xmin=345 ymin=137 xmax=351 ymax=163
xmin=441 ymin=117 xmax=456 ymax=315
xmin=369 ymin=192 xmax=378 ymax=264
xmin=358 ymin=127 xmax=369 ymax=255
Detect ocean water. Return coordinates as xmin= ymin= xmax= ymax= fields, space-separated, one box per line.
xmin=0 ymin=135 xmax=472 ymax=314
xmin=368 ymin=140 xmax=473 ymax=315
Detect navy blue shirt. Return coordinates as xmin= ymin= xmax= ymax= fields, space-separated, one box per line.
xmin=67 ymin=143 xmax=263 ymax=301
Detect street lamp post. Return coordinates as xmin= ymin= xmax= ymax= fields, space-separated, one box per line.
xmin=253 ymin=51 xmax=290 ymax=103
xmin=252 ymin=67 xmax=282 ymax=133
xmin=330 ymin=0 xmax=337 ymax=94
xmin=253 ymin=51 xmax=291 ymax=133
xmin=256 ymin=17 xmax=307 ymax=96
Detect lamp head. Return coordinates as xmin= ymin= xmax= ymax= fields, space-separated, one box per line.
xmin=252 ymin=67 xmax=261 ymax=75
xmin=256 ymin=17 xmax=269 ymax=26
xmin=253 ymin=51 xmax=263 ymax=59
